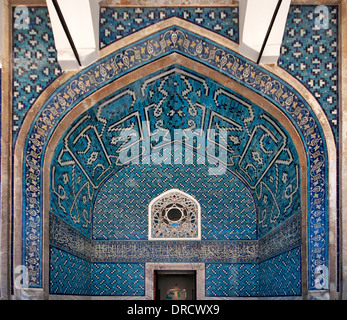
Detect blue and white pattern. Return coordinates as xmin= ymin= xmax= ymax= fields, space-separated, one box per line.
xmin=205 ymin=263 xmax=259 ymax=297
xmin=49 ymin=246 xmax=146 ymax=296
xmin=51 ymin=66 xmax=300 ymax=240
xmin=92 ymin=164 xmax=257 ymax=241
xmin=91 ymin=263 xmax=145 ymax=296
xmin=49 ymin=66 xmax=301 ymax=296
xmin=278 ymin=5 xmax=339 ymax=140
xmin=8 ymin=5 xmax=337 ymax=295
xmin=99 ymin=7 xmax=239 ymax=48
xmin=12 ymin=7 xmax=61 ymax=141
xmin=21 ymin=26 xmax=324 ymax=290
xmin=49 ymin=246 xmax=91 ymax=295
xmin=11 ymin=6 xmax=338 ymax=144
xmin=259 ymin=247 xmax=302 ymax=296
xmin=205 ymin=246 xmax=302 ymax=297
xmin=99 ymin=5 xmax=339 ymax=141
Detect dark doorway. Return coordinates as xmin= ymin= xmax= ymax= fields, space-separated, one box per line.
xmin=154 ymin=270 xmax=196 ymax=300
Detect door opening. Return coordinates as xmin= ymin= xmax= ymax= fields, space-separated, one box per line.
xmin=154 ymin=270 xmax=196 ymax=300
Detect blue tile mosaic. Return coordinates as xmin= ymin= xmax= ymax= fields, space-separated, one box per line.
xmin=50 ymin=209 xmax=300 ymax=264
xmin=11 ymin=6 xmax=339 ymax=147
xmin=259 ymin=211 xmax=301 ymax=262
xmin=49 ymin=245 xmax=145 ymax=296
xmin=12 ymin=7 xmax=62 ymax=142
xmin=259 ymin=246 xmax=302 ymax=296
xmin=91 ymin=263 xmax=145 ymax=296
xmin=18 ymin=18 xmax=327 ymax=290
xmin=49 ymin=246 xmax=91 ymax=295
xmin=49 ymin=213 xmax=92 ymax=261
xmin=99 ymin=7 xmax=239 ymax=49
xmin=278 ymin=5 xmax=339 ymax=140
xmin=205 ymin=246 xmax=302 ymax=297
xmin=205 ymin=263 xmax=259 ymax=297
xmin=99 ymin=5 xmax=339 ymax=142
xmin=92 ymin=164 xmax=257 ymax=241
xmin=91 ymin=240 xmax=259 ymax=264
xmin=50 ymin=65 xmax=300 ymax=241
xmin=48 ymin=66 xmax=302 ymax=297
xmin=50 ymin=152 xmax=94 ymax=238
xmin=4 ymin=3 xmax=338 ymax=296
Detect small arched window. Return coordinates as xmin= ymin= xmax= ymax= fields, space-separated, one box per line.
xmin=148 ymin=189 xmax=201 ymax=240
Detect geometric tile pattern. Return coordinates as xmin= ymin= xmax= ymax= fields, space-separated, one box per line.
xmin=205 ymin=263 xmax=259 ymax=297
xmin=49 ymin=213 xmax=92 ymax=261
xmin=49 ymin=194 xmax=302 ymax=297
xmin=49 ymin=243 xmax=301 ymax=297
xmin=205 ymin=246 xmax=302 ymax=297
xmin=99 ymin=6 xmax=339 ymax=142
xmin=278 ymin=5 xmax=339 ymax=140
xmin=259 ymin=247 xmax=302 ymax=297
xmin=50 ymin=66 xmax=299 ymax=241
xmin=91 ymin=263 xmax=145 ymax=296
xmin=12 ymin=6 xmax=338 ymax=145
xmin=49 ymin=245 xmax=145 ymax=296
xmin=50 ymin=206 xmax=261 ymax=266
xmin=100 ymin=6 xmax=239 ymax=49
xmin=93 ymin=164 xmax=257 ymax=241
xmin=7 ymin=4 xmax=336 ymax=296
xmin=12 ymin=7 xmax=61 ymax=142
xmin=49 ymin=246 xmax=91 ymax=295
xmin=27 ymin=24 xmax=324 ymax=290
xmin=12 ymin=6 xmax=237 ymax=144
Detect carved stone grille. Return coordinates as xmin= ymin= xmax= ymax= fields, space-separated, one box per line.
xmin=149 ymin=189 xmax=201 ymax=240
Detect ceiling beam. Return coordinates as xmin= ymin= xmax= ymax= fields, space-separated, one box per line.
xmin=239 ymin=0 xmax=291 ymax=65
xmin=256 ymin=0 xmax=282 ymax=65
xmin=46 ymin=0 xmax=101 ymax=71
xmin=51 ymin=0 xmax=81 ymax=67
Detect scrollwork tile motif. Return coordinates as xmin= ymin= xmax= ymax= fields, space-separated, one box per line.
xmin=50 ymin=210 xmax=299 ymax=266
xmin=258 ymin=211 xmax=301 ymax=262
xmin=92 ymin=240 xmax=259 ymax=264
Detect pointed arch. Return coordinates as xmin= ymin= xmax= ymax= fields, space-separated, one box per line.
xmin=12 ymin=18 xmax=336 ymax=298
